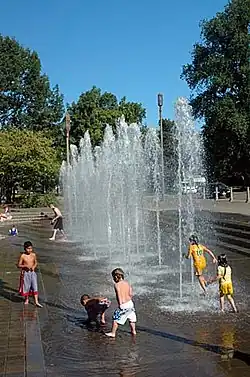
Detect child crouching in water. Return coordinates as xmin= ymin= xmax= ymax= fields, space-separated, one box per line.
xmin=9 ymin=225 xmax=18 ymax=236
xmin=80 ymin=294 xmax=111 ymax=327
xmin=105 ymin=268 xmax=136 ymax=338
xmin=208 ymin=254 xmax=237 ymax=313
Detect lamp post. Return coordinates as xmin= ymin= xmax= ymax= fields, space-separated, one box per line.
xmin=158 ymin=93 xmax=165 ymax=200
xmin=65 ymin=112 xmax=71 ymax=165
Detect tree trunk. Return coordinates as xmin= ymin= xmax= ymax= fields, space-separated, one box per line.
xmin=6 ymin=188 xmax=12 ymax=203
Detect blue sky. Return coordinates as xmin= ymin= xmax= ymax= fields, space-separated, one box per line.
xmin=1 ymin=0 xmax=228 ymax=126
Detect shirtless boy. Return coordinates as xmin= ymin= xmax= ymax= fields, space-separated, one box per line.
xmin=105 ymin=268 xmax=136 ymax=338
xmin=80 ymin=294 xmax=111 ymax=326
xmin=49 ymin=204 xmax=65 ymax=241
xmin=17 ymin=241 xmax=43 ymax=307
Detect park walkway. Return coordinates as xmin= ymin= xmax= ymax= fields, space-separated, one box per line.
xmin=0 ymin=207 xmax=250 ymax=376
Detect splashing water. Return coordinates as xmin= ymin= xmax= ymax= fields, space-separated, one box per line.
xmin=174 ymin=97 xmax=205 ymax=299
xmin=61 ymin=118 xmax=162 ymax=269
xmin=61 ymin=99 xmax=215 ymax=311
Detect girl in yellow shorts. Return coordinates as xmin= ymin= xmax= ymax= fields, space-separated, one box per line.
xmin=209 ymin=254 xmax=237 ymax=312
xmin=185 ymin=235 xmax=217 ymax=294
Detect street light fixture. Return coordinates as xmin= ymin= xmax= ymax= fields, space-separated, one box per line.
xmin=157 ymin=94 xmax=165 ymax=200
xmin=65 ymin=112 xmax=71 ymax=165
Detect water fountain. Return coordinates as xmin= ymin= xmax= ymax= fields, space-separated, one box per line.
xmin=61 ymin=119 xmax=161 ymax=268
xmin=174 ymin=97 xmax=205 ymax=298
xmin=61 ymin=98 xmax=213 ymax=309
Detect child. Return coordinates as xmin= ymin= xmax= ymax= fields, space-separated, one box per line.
xmin=208 ymin=254 xmax=237 ymax=313
xmin=9 ymin=225 xmax=18 ymax=236
xmin=4 ymin=205 xmax=12 ymax=219
xmin=80 ymin=294 xmax=111 ymax=326
xmin=49 ymin=204 xmax=65 ymax=241
xmin=105 ymin=268 xmax=136 ymax=338
xmin=17 ymin=241 xmax=43 ymax=307
xmin=185 ymin=234 xmax=217 ymax=294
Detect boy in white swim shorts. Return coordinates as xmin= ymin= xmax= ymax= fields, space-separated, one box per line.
xmin=105 ymin=268 xmax=136 ymax=338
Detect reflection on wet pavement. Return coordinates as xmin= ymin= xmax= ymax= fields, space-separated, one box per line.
xmin=5 ymin=221 xmax=250 ymax=376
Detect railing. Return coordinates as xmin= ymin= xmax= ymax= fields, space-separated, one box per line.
xmin=214 ymin=187 xmax=250 ymax=203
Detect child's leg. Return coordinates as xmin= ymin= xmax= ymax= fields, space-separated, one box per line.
xmin=227 ymin=295 xmax=237 ymax=313
xmin=33 ymin=294 xmax=43 ymax=307
xmin=197 ymin=275 xmax=207 ymax=294
xmin=129 ymin=322 xmax=136 ymax=335
xmin=105 ymin=321 xmax=118 ymax=337
xmin=49 ymin=229 xmax=58 ymax=240
xmin=60 ymin=229 xmax=66 ymax=238
xmin=31 ymin=273 xmax=43 ymax=308
xmin=220 ymin=295 xmax=225 ymax=311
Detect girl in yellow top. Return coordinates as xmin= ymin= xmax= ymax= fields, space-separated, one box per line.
xmin=185 ymin=235 xmax=217 ymax=294
xmin=209 ymin=254 xmax=237 ymax=313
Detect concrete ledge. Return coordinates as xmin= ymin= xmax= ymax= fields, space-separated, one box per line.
xmin=25 ymin=312 xmax=46 ymax=377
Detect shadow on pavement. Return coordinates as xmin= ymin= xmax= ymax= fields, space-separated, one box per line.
xmin=0 ymin=278 xmax=23 ymax=303
xmin=66 ymin=313 xmax=109 ymax=333
xmin=44 ymin=300 xmax=83 ymax=314
xmin=137 ymin=326 xmax=250 ymax=366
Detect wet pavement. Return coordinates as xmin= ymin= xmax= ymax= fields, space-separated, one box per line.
xmin=0 ymin=218 xmax=250 ymax=376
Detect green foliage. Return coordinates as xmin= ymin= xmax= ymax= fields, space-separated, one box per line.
xmin=20 ymin=192 xmax=58 ymax=208
xmin=0 ymin=130 xmax=60 ymax=202
xmin=0 ymin=35 xmax=64 ymax=130
xmin=159 ymin=118 xmax=177 ymax=190
xmin=181 ymin=0 xmax=250 ymax=182
xmin=67 ymin=86 xmax=146 ymax=147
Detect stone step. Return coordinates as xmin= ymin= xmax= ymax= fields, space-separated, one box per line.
xmin=0 ymin=216 xmax=52 ymax=226
xmin=215 ymin=219 xmax=250 ymax=232
xmin=214 ymin=225 xmax=250 ymax=240
xmin=2 ymin=216 xmax=51 ymax=221
xmin=215 ymin=240 xmax=250 ymax=258
xmin=216 ymin=233 xmax=250 ymax=251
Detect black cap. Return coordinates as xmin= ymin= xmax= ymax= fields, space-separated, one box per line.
xmin=218 ymin=254 xmax=228 ymax=267
xmin=189 ymin=234 xmax=199 ymax=244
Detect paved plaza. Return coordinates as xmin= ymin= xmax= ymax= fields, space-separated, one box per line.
xmin=0 ymin=216 xmax=250 ymax=376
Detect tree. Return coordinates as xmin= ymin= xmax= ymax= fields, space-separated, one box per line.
xmin=0 ymin=130 xmax=60 ymax=202
xmin=67 ymin=86 xmax=146 ymax=147
xmin=0 ymin=35 xmax=64 ymax=130
xmin=159 ymin=118 xmax=177 ymax=190
xmin=181 ymin=0 xmax=250 ymax=183
xmin=119 ymin=96 xmax=146 ymax=125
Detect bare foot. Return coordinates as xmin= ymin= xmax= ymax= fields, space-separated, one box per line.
xmin=131 ymin=331 xmax=137 ymax=336
xmin=100 ymin=321 xmax=106 ymax=326
xmin=24 ymin=301 xmax=29 ymax=305
xmin=49 ymin=238 xmax=55 ymax=241
xmin=105 ymin=332 xmax=116 ymax=338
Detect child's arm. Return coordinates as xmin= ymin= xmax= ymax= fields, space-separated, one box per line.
xmin=184 ymin=246 xmax=192 ymax=259
xmin=203 ymin=246 xmax=217 ymax=263
xmin=208 ymin=275 xmax=221 ymax=284
xmin=208 ymin=267 xmax=222 ymax=284
xmin=17 ymin=254 xmax=24 ymax=268
xmin=33 ymin=253 xmax=38 ymax=271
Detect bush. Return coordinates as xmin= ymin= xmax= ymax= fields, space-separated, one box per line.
xmin=20 ymin=193 xmax=59 ymax=208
